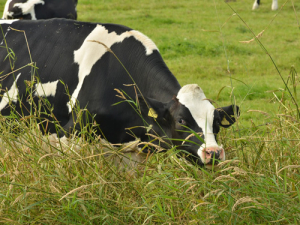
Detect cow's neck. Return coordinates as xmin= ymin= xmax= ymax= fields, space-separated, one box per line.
xmin=133 ymin=53 xmax=181 ymax=102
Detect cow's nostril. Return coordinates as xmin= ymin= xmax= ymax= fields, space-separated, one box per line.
xmin=211 ymin=151 xmax=220 ymax=159
xmin=201 ymin=147 xmax=225 ymax=165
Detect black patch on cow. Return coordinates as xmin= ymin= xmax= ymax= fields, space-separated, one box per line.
xmin=218 ymin=105 xmax=239 ymax=128
xmin=213 ymin=110 xmax=221 ymax=137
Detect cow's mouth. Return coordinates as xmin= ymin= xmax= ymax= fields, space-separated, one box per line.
xmin=204 ymin=163 xmax=220 ymax=170
xmin=198 ymin=146 xmax=225 ymax=167
xmin=203 ymin=158 xmax=221 ymax=169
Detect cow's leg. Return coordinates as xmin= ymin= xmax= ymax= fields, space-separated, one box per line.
xmin=252 ymin=0 xmax=260 ymax=10
xmin=57 ymin=111 xmax=95 ymax=138
xmin=272 ymin=0 xmax=278 ymax=10
xmin=57 ymin=117 xmax=75 ymax=137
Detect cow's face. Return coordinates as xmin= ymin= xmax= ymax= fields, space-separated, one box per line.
xmin=138 ymin=95 xmax=206 ymax=163
xmin=138 ymin=90 xmax=238 ymax=167
xmin=167 ymin=98 xmax=206 ymax=164
xmin=176 ymin=84 xmax=239 ymax=167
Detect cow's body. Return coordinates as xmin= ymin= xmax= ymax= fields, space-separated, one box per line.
xmin=0 ymin=19 xmax=238 ymax=167
xmin=2 ymin=0 xmax=78 ymax=20
xmin=252 ymin=0 xmax=278 ymax=10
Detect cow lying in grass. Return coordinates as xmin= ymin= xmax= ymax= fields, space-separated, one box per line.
xmin=2 ymin=0 xmax=78 ymax=20
xmin=0 ymin=19 xmax=239 ymax=167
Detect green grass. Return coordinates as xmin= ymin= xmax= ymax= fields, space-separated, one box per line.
xmin=0 ymin=0 xmax=300 ymax=224
xmin=76 ymin=0 xmax=300 ymax=128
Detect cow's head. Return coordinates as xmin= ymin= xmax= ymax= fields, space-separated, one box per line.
xmin=138 ymin=86 xmax=238 ymax=167
xmin=176 ymin=84 xmax=239 ymax=167
xmin=137 ymin=95 xmax=204 ymax=155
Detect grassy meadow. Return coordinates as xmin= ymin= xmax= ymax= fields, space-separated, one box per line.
xmin=0 ymin=0 xmax=300 ymax=224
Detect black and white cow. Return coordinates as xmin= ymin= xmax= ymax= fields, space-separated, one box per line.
xmin=252 ymin=0 xmax=278 ymax=10
xmin=0 ymin=19 xmax=239 ymax=167
xmin=2 ymin=0 xmax=78 ymax=20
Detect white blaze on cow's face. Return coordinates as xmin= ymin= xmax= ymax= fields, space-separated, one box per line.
xmin=177 ymin=84 xmax=225 ymax=164
xmin=68 ymin=24 xmax=158 ymax=112
xmin=12 ymin=0 xmax=45 ymax=20
xmin=0 ymin=73 xmax=21 ymax=111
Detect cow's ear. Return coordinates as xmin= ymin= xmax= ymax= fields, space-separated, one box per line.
xmin=217 ymin=105 xmax=239 ymax=128
xmin=137 ymin=95 xmax=169 ymax=120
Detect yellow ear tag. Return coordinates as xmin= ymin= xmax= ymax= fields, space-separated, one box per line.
xmin=148 ymin=108 xmax=158 ymax=119
xmin=221 ymin=117 xmax=230 ymax=126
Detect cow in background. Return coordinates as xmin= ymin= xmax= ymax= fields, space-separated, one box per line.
xmin=252 ymin=0 xmax=278 ymax=10
xmin=2 ymin=0 xmax=78 ymax=20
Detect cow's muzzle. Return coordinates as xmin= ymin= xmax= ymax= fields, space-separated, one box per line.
xmin=200 ymin=146 xmax=225 ymax=165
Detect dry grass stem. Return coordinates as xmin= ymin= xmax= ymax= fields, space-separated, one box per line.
xmin=247 ymin=110 xmax=269 ymax=116
xmin=239 ymin=30 xmax=265 ymax=43
xmin=277 ymin=165 xmax=300 ymax=175
xmin=232 ymin=197 xmax=259 ymax=211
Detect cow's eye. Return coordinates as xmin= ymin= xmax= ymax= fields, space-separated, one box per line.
xmin=178 ymin=118 xmax=186 ymax=125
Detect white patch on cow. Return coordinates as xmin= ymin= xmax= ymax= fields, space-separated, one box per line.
xmin=75 ymin=1 xmax=78 ymax=12
xmin=2 ymin=0 xmax=13 ymax=19
xmin=0 ymin=19 xmax=18 ymax=24
xmin=0 ymin=27 xmax=11 ymax=45
xmin=177 ymin=84 xmax=222 ymax=162
xmin=252 ymin=0 xmax=259 ymax=10
xmin=0 ymin=73 xmax=21 ymax=111
xmin=129 ymin=30 xmax=159 ymax=55
xmin=35 ymin=80 xmax=59 ymax=97
xmin=13 ymin=0 xmax=45 ymax=20
xmin=272 ymin=0 xmax=278 ymax=10
xmin=67 ymin=25 xmax=159 ymax=112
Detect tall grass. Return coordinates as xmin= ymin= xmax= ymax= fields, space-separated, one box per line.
xmin=0 ymin=0 xmax=300 ymax=224
xmin=0 ymin=108 xmax=300 ymax=224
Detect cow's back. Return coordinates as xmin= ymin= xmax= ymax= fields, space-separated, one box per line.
xmin=0 ymin=19 xmax=181 ymax=137
xmin=2 ymin=0 xmax=78 ymax=20
xmin=35 ymin=0 xmax=78 ymax=20
xmin=0 ymin=20 xmax=94 ymax=126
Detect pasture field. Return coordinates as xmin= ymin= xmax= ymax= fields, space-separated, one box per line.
xmin=0 ymin=0 xmax=300 ymax=224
